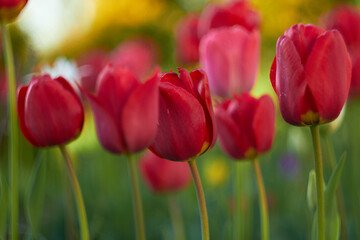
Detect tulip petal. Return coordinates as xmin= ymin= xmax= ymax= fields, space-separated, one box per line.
xmin=81 ymin=87 xmax=124 ymax=154
xmin=215 ymin=107 xmax=245 ymax=159
xmin=276 ymin=35 xmax=306 ymax=125
xmin=17 ymin=85 xmax=41 ymax=147
xmin=149 ymin=82 xmax=206 ymax=161
xmin=253 ymin=95 xmax=275 ymax=153
xmin=305 ymin=30 xmax=351 ymax=122
xmin=121 ymin=71 xmax=160 ymax=153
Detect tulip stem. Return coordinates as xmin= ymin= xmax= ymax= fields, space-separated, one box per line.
xmin=310 ymin=125 xmax=325 ymax=240
xmin=234 ymin=161 xmax=243 ymax=240
xmin=1 ymin=22 xmax=19 ymax=240
xmin=188 ymin=159 xmax=209 ymax=240
xmin=59 ymin=145 xmax=89 ymax=240
xmin=167 ymin=194 xmax=186 ymax=240
xmin=253 ymin=158 xmax=269 ymax=240
xmin=127 ymin=154 xmax=146 ymax=240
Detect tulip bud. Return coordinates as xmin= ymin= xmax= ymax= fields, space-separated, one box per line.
xmin=270 ymin=24 xmax=351 ymax=126
xmin=139 ymin=151 xmax=191 ymax=193
xmin=307 ymin=169 xmax=317 ymax=212
xmin=321 ymin=4 xmax=360 ymax=97
xmin=215 ymin=93 xmax=275 ymax=160
xmin=0 ymin=0 xmax=28 ymax=21
xmin=82 ymin=64 xmax=160 ymax=154
xmin=200 ymin=26 xmax=260 ymax=98
xmin=149 ymin=68 xmax=216 ymax=161
xmin=17 ymin=74 xmax=84 ymax=147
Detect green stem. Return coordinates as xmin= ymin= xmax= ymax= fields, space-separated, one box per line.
xmin=310 ymin=125 xmax=325 ymax=240
xmin=1 ymin=22 xmax=19 ymax=240
xmin=253 ymin=158 xmax=269 ymax=240
xmin=127 ymin=154 xmax=146 ymax=240
xmin=59 ymin=145 xmax=89 ymax=240
xmin=233 ymin=161 xmax=243 ymax=240
xmin=188 ymin=159 xmax=209 ymax=240
xmin=167 ymin=194 xmax=186 ymax=240
xmin=324 ymin=131 xmax=347 ymax=240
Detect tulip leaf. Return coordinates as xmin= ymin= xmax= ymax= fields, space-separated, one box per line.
xmin=25 ymin=150 xmax=47 ymax=239
xmin=0 ymin=177 xmax=8 ymax=240
xmin=310 ymin=152 xmax=346 ymax=240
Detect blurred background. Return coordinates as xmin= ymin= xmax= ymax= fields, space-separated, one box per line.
xmin=1 ymin=0 xmax=360 ymax=239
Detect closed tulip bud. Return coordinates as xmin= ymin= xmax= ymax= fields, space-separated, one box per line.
xmin=17 ymin=74 xmax=84 ymax=147
xmin=149 ymin=68 xmax=216 ymax=161
xmin=321 ymin=4 xmax=360 ymax=97
xmin=270 ymin=24 xmax=351 ymax=126
xmin=0 ymin=0 xmax=28 ymax=21
xmin=200 ymin=26 xmax=260 ymax=98
xmin=139 ymin=151 xmax=192 ymax=193
xmin=82 ymin=64 xmax=160 ymax=154
xmin=215 ymin=93 xmax=275 ymax=160
xmin=109 ymin=39 xmax=158 ymax=81
xmin=198 ymin=0 xmax=261 ymax=38
xmin=174 ymin=14 xmax=201 ymax=65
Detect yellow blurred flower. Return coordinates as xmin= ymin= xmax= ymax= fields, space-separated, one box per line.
xmin=204 ymin=157 xmax=228 ymax=187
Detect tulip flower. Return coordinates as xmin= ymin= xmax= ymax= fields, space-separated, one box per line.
xmin=109 ymin=39 xmax=158 ymax=80
xmin=270 ymin=23 xmax=351 ymax=240
xmin=77 ymin=50 xmax=108 ymax=93
xmin=321 ymin=4 xmax=360 ymax=97
xmin=215 ymin=93 xmax=275 ymax=160
xmin=0 ymin=0 xmax=27 ymax=21
xmin=139 ymin=151 xmax=191 ymax=193
xmin=215 ymin=93 xmax=274 ymax=240
xmin=200 ymin=26 xmax=260 ymax=98
xmin=149 ymin=68 xmax=216 ymax=240
xmin=18 ymin=74 xmax=84 ymax=147
xmin=174 ymin=14 xmax=201 ymax=65
xmin=198 ymin=0 xmax=261 ymax=38
xmin=82 ymin=64 xmax=159 ymax=154
xmin=17 ymin=74 xmax=89 ymax=240
xmin=270 ymin=24 xmax=351 ymax=126
xmin=149 ymin=68 xmax=216 ymax=162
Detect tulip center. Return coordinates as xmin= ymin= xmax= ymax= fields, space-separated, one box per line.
xmin=301 ymin=110 xmax=320 ymax=125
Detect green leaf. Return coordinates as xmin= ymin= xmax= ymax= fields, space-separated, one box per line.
xmin=0 ymin=177 xmax=8 ymax=240
xmin=25 ymin=150 xmax=47 ymax=239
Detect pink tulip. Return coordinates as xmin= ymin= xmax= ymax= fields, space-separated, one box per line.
xmin=200 ymin=26 xmax=260 ymax=98
xmin=82 ymin=64 xmax=159 ymax=154
xmin=139 ymin=151 xmax=191 ymax=193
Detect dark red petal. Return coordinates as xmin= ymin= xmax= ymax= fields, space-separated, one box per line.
xmin=276 ymin=35 xmax=306 ymax=125
xmin=269 ymin=57 xmax=277 ymax=93
xmin=96 ymin=65 xmax=140 ymax=125
xmin=305 ymin=30 xmax=351 ymax=122
xmin=24 ymin=77 xmax=84 ymax=146
xmin=253 ymin=95 xmax=275 ymax=153
xmin=80 ymin=86 xmax=124 ymax=154
xmin=121 ymin=71 xmax=160 ymax=153
xmin=149 ymin=82 xmax=206 ymax=161
xmin=215 ymin=106 xmax=245 ymax=159
xmin=190 ymin=69 xmax=217 ymax=150
xmin=17 ymin=85 xmax=40 ymax=147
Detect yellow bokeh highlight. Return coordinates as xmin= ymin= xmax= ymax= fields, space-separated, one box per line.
xmin=204 ymin=157 xmax=228 ymax=187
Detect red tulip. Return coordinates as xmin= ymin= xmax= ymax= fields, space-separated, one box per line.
xmin=82 ymin=64 xmax=159 ymax=154
xmin=17 ymin=74 xmax=84 ymax=147
xmin=109 ymin=39 xmax=158 ymax=80
xmin=198 ymin=0 xmax=261 ymax=38
xmin=321 ymin=4 xmax=360 ymax=97
xmin=174 ymin=14 xmax=201 ymax=65
xmin=0 ymin=0 xmax=28 ymax=21
xmin=77 ymin=49 xmax=108 ymax=93
xmin=200 ymin=26 xmax=260 ymax=98
xmin=139 ymin=151 xmax=192 ymax=193
xmin=215 ymin=93 xmax=275 ymax=160
xmin=270 ymin=24 xmax=351 ymax=126
xmin=149 ymin=68 xmax=216 ymax=161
